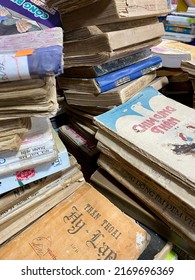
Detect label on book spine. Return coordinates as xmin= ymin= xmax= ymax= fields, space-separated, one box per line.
xmin=0 ymin=53 xmax=30 ymax=82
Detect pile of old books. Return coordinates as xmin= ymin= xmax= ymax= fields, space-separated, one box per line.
xmin=93 ymin=85 xmax=195 ymax=259
xmin=47 ymin=0 xmax=171 ymax=180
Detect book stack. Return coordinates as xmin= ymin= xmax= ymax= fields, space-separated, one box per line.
xmin=0 ymin=12 xmax=83 ymax=246
xmin=163 ymin=7 xmax=195 ymax=43
xmin=44 ymin=0 xmax=170 ymax=179
xmin=93 ymin=86 xmax=195 ymax=259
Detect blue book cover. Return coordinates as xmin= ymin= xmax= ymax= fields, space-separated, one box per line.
xmin=94 ymin=86 xmax=195 ymax=190
xmin=165 ymin=24 xmax=193 ymax=35
xmin=95 ymin=56 xmax=162 ymax=92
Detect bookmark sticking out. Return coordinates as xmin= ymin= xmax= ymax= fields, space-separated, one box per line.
xmin=16 ymin=49 xmax=34 ymax=57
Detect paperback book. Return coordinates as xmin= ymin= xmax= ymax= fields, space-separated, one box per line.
xmin=0 ymin=182 xmax=150 ymax=260
xmin=93 ymin=86 xmax=195 ymax=191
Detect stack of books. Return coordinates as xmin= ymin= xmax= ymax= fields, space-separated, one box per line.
xmin=92 ymin=86 xmax=195 ymax=259
xmin=163 ymin=7 xmax=195 ymax=43
xmin=45 ymin=0 xmax=170 ymax=179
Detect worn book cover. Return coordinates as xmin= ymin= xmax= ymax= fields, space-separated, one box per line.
xmin=60 ymin=0 xmax=170 ymax=32
xmin=0 ymin=167 xmax=85 ymax=245
xmin=95 ymin=129 xmax=195 ymax=217
xmin=94 ymin=86 xmax=195 ymax=190
xmin=63 ymin=22 xmax=165 ymax=56
xmin=0 ymin=182 xmax=150 ymax=260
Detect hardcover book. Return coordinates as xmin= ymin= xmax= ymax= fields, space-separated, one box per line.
xmin=58 ymin=56 xmax=162 ymax=93
xmin=93 ymin=86 xmax=195 ymax=191
xmin=0 ymin=182 xmax=150 ymax=260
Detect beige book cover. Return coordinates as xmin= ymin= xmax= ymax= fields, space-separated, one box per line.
xmin=61 ymin=0 xmax=170 ymax=32
xmin=0 ymin=182 xmax=150 ymax=260
xmin=63 ymin=22 xmax=165 ymax=56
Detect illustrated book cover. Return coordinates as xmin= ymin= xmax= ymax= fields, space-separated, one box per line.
xmin=94 ymin=86 xmax=195 ymax=190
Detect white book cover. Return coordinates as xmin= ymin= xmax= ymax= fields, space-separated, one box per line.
xmin=94 ymin=86 xmax=195 ymax=190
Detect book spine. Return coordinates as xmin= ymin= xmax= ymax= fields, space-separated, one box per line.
xmin=96 ymin=56 xmax=162 ymax=92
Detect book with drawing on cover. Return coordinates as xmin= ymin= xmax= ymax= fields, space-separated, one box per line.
xmin=0 ymin=1 xmax=61 ymax=32
xmin=93 ymin=86 xmax=195 ymax=191
xmin=60 ymin=0 xmax=170 ymax=32
xmin=0 ymin=182 xmax=150 ymax=260
xmin=58 ymin=56 xmax=162 ymax=93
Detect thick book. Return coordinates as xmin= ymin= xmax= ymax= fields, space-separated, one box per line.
xmin=58 ymin=56 xmax=162 ymax=93
xmin=0 ymin=1 xmax=61 ymax=31
xmin=95 ymin=130 xmax=195 ymax=218
xmin=60 ymin=0 xmax=170 ymax=32
xmin=93 ymin=86 xmax=195 ymax=191
xmin=0 ymin=182 xmax=150 ymax=260
xmin=63 ymin=73 xmax=157 ymax=107
xmin=62 ymin=47 xmax=152 ymax=78
xmin=63 ymin=22 xmax=165 ymax=56
xmin=0 ymin=27 xmax=64 ymax=82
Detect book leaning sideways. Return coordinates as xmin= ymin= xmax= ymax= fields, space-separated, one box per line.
xmin=93 ymin=86 xmax=195 ymax=191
